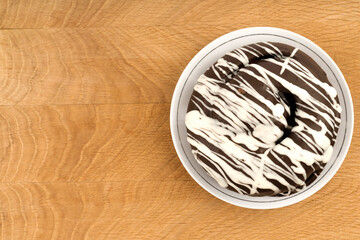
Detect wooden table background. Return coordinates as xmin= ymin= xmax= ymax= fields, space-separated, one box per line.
xmin=0 ymin=0 xmax=359 ymax=239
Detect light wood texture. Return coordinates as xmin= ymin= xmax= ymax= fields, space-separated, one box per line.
xmin=0 ymin=0 xmax=359 ymax=239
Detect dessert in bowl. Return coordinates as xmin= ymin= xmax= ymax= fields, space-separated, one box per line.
xmin=170 ymin=27 xmax=353 ymax=208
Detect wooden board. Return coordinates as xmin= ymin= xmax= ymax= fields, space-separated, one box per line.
xmin=0 ymin=0 xmax=359 ymax=239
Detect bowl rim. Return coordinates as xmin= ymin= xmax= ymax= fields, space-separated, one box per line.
xmin=170 ymin=27 xmax=354 ymax=209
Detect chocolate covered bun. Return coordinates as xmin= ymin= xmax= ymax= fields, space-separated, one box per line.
xmin=185 ymin=42 xmax=341 ymax=196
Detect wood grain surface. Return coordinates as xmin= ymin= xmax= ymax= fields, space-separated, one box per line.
xmin=0 ymin=0 xmax=359 ymax=239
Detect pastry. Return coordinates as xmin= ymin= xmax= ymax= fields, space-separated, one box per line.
xmin=185 ymin=42 xmax=341 ymax=196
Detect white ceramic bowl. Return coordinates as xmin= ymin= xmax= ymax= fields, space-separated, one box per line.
xmin=170 ymin=27 xmax=354 ymax=209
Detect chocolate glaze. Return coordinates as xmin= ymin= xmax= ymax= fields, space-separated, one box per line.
xmin=185 ymin=42 xmax=341 ymax=196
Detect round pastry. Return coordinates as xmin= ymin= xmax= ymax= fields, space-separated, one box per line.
xmin=185 ymin=42 xmax=342 ymax=196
